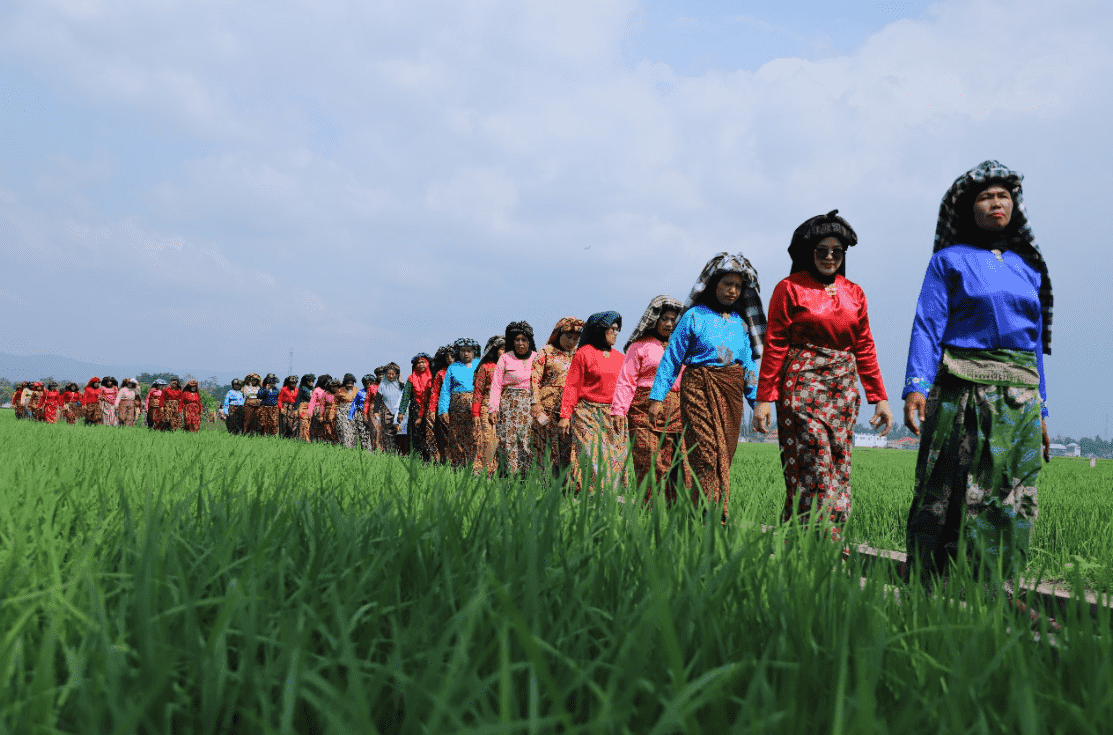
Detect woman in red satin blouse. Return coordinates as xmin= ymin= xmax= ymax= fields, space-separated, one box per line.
xmin=753 ymin=210 xmax=893 ymax=540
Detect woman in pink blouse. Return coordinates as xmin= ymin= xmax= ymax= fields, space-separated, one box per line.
xmin=489 ymin=321 xmax=536 ymax=477
xmin=611 ymin=296 xmax=690 ymax=505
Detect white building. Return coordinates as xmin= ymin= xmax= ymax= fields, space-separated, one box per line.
xmin=854 ymin=433 xmax=887 ymax=449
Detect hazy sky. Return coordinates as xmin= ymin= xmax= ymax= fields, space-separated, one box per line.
xmin=1 ymin=0 xmax=1110 ymax=437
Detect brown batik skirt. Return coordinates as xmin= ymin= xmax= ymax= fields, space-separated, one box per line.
xmin=280 ymin=403 xmax=298 ymax=438
xmin=569 ymin=400 xmax=628 ymax=494
xmin=680 ymin=364 xmax=746 ymax=520
xmin=258 ymin=404 xmax=279 ymax=436
xmin=63 ymin=401 xmax=80 ymax=425
xmin=84 ymin=402 xmax=103 ymax=425
xmin=226 ymin=405 xmax=244 ymax=434
xmin=296 ymin=404 xmax=310 ymax=442
xmin=183 ymin=401 xmax=203 ymax=432
xmin=532 ymin=407 xmax=573 ymax=476
xmin=377 ymin=407 xmax=399 ymax=453
xmin=353 ymin=412 xmax=371 ymax=451
xmin=446 ymin=392 xmax=476 ymax=469
xmin=162 ymin=399 xmax=181 ymax=431
xmin=496 ymin=388 xmax=534 ymax=477
xmin=148 ymin=404 xmax=161 ymax=429
xmin=242 ymin=398 xmax=261 ymax=434
xmin=777 ymin=346 xmax=860 ymax=540
xmin=118 ymin=399 xmax=139 ymax=427
xmin=629 ymin=386 xmax=691 ymax=506
xmin=474 ymin=396 xmax=497 ymax=476
xmin=335 ymin=402 xmax=357 ymax=449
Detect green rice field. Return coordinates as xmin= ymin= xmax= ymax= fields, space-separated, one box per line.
xmin=2 ymin=411 xmax=1112 ymax=732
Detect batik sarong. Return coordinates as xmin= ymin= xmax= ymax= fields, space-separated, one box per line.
xmin=296 ymin=404 xmax=310 ymax=442
xmin=680 ymin=364 xmax=746 ymax=520
xmin=777 ymin=345 xmax=861 ymax=540
xmin=183 ymin=401 xmax=202 ymax=432
xmin=446 ymin=392 xmax=476 ymax=468
xmin=496 ymin=388 xmax=534 ymax=477
xmin=63 ymin=401 xmax=80 ymax=425
xmin=906 ymin=348 xmax=1043 ymax=583
xmin=147 ymin=404 xmax=161 ymax=429
xmin=335 ymin=402 xmax=358 ymax=449
xmin=118 ymin=400 xmax=139 ymax=427
xmin=372 ymin=406 xmax=395 ymax=452
xmin=102 ymin=399 xmax=118 ymax=427
xmin=226 ymin=405 xmax=243 ymax=435
xmin=242 ymin=398 xmax=261 ymax=435
xmin=629 ymin=386 xmax=690 ymax=506
xmin=162 ymin=399 xmax=181 ymax=431
xmin=258 ymin=405 xmax=279 ymax=436
xmin=84 ymin=402 xmax=103 ymax=425
xmin=569 ymin=400 xmax=628 ymax=493
xmin=474 ymin=394 xmax=497 ymax=476
xmin=279 ymin=403 xmax=298 ymax=438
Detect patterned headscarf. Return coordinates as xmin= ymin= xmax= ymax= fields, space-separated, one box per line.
xmin=624 ymin=295 xmax=683 ymax=351
xmin=383 ymin=362 xmax=402 ymax=376
xmin=684 ymin=252 xmax=767 ymax=359
xmin=480 ymin=335 xmax=506 ymax=365
xmin=452 ymin=338 xmax=481 ymax=360
xmin=244 ymin=372 xmax=261 ymax=385
xmin=546 ymin=316 xmax=585 ymax=349
xmin=578 ymin=311 xmax=622 ymax=351
xmin=411 ymin=352 xmax=431 ymax=368
xmin=934 ymin=160 xmax=1052 ymax=354
xmin=504 ymin=321 xmax=536 ymax=355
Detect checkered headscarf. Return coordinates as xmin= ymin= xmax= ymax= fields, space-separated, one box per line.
xmin=624 ymin=295 xmax=683 ymax=351
xmin=683 ymin=252 xmax=767 ymax=359
xmin=934 ymin=160 xmax=1052 ymax=355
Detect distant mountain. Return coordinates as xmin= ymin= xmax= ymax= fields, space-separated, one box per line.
xmin=0 ymin=351 xmax=243 ymax=385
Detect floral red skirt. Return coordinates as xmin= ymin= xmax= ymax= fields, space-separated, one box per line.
xmin=776 ymin=345 xmax=860 ymax=540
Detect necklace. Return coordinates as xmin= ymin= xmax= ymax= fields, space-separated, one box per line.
xmin=824 ymin=283 xmax=838 ymax=296
xmin=991 ymin=248 xmax=1004 ymax=262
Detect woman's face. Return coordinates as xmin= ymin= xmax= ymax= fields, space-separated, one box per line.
xmin=344 ymin=379 xmax=355 ymax=388
xmin=446 ymin=353 xmax=456 ymax=365
xmin=92 ymin=381 xmax=100 ymax=388
xmin=715 ymin=273 xmax=745 ymax=307
xmin=654 ymin=310 xmax=679 ymax=340
xmin=972 ymin=185 xmax=1013 ymax=232
xmin=414 ymin=360 xmax=428 ymax=374
xmin=559 ymin=330 xmax=579 ymax=352
xmin=513 ymin=334 xmax=530 ymax=357
xmin=386 ymin=368 xmax=399 ymax=382
xmin=459 ymin=348 xmax=474 ymax=364
xmin=813 ymin=236 xmax=844 ymax=278
xmin=604 ymin=322 xmax=620 ymax=348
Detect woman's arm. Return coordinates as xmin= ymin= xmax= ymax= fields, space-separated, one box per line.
xmin=559 ymin=350 xmax=586 ymax=419
xmin=756 ymin=280 xmax=792 ymax=403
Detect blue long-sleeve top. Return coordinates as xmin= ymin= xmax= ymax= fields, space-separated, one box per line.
xmin=438 ymin=361 xmax=477 ymax=415
xmin=222 ymin=389 xmax=244 ymax=410
xmin=903 ymin=244 xmax=1047 ymax=416
xmin=650 ymin=303 xmax=759 ymax=405
xmin=257 ymin=386 xmax=280 ymax=407
xmin=348 ymin=387 xmax=368 ymax=420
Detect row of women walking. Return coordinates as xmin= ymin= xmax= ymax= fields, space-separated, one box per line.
xmin=10 ymin=376 xmax=207 ymax=431
xmin=9 ymin=161 xmax=1053 ymax=585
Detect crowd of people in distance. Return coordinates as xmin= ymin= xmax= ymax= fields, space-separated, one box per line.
xmin=8 ymin=161 xmax=1054 ymax=587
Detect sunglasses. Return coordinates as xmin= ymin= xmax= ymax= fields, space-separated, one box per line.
xmin=605 ymin=325 xmax=621 ymax=333
xmin=814 ymin=246 xmax=845 ymax=260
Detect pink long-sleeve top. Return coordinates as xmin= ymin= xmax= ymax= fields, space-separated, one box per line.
xmin=488 ymin=351 xmax=535 ymax=413
xmin=115 ymin=387 xmax=137 ymax=407
xmin=559 ymin=344 xmax=624 ymax=419
xmin=305 ymin=387 xmax=333 ymax=417
xmin=609 ymin=337 xmax=682 ymax=416
xmin=144 ymin=388 xmax=161 ymax=412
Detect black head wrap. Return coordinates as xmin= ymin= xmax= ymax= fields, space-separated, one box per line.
xmin=504 ymin=321 xmax=536 ymax=356
xmin=788 ymin=209 xmax=857 ymax=283
xmin=411 ymin=352 xmax=431 ymax=368
xmin=577 ymin=311 xmax=622 ymax=351
xmin=452 ymin=338 xmax=481 ymax=361
xmin=299 ymin=374 xmax=315 ymax=389
xmin=314 ymin=374 xmax=330 ymax=390
xmin=480 ymin=336 xmax=505 ymax=365
xmin=284 ymin=375 xmax=298 ymax=388
xmin=343 ymin=373 xmax=356 ymax=385
xmin=361 ymin=373 xmax=374 ymax=386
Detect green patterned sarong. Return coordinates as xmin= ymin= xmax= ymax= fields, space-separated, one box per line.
xmin=906 ymin=348 xmax=1043 ymax=582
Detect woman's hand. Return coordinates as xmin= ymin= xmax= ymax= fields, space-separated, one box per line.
xmin=557 ymin=417 xmax=571 ymax=436
xmin=647 ymin=400 xmax=663 ymax=425
xmin=611 ymin=414 xmax=627 ymax=435
xmin=488 ymin=411 xmax=497 ymax=426
xmin=870 ymin=400 xmax=894 ymax=437
xmin=473 ymin=415 xmax=482 ymax=432
xmin=751 ymin=401 xmax=772 ymax=434
xmin=439 ymin=413 xmax=449 ymax=426
xmin=903 ymin=393 xmax=926 ymax=436
xmin=1041 ymin=418 xmax=1051 ymax=462
xmin=530 ymin=403 xmax=544 ymax=419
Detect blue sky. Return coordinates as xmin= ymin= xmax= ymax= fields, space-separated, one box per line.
xmin=1 ymin=0 xmax=1110 ymax=437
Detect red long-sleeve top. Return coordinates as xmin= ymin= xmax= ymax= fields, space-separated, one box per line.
xmin=420 ymin=372 xmax=445 ymax=419
xmin=61 ymin=390 xmax=81 ymax=404
xmin=559 ymin=344 xmax=624 ymax=418
xmin=471 ymin=363 xmax=496 ymax=417
xmin=159 ymin=387 xmax=183 ymax=408
xmin=81 ymin=386 xmax=102 ymax=405
xmin=180 ymin=391 xmax=202 ymax=407
xmin=39 ymin=390 xmax=62 ymax=411
xmin=757 ymin=272 xmax=887 ymax=404
xmin=363 ymin=383 xmax=380 ymax=418
xmin=12 ymin=388 xmax=23 ymax=406
xmin=277 ymin=386 xmax=297 ymax=410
